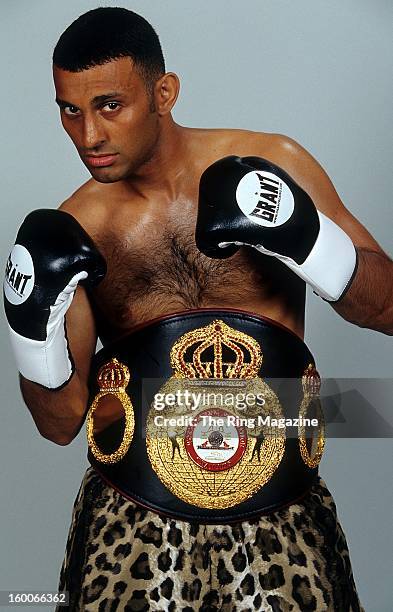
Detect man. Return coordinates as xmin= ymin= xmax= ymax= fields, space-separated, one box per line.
xmin=3 ymin=6 xmax=392 ymax=612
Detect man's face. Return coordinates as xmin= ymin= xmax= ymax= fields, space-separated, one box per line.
xmin=53 ymin=57 xmax=160 ymax=182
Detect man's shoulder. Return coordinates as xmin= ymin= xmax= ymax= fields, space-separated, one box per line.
xmin=225 ymin=129 xmax=331 ymax=195
xmin=227 ymin=128 xmax=304 ymax=157
xmin=193 ymin=128 xmax=306 ymax=172
xmin=209 ymin=128 xmax=306 ymax=164
xmin=57 ymin=178 xmax=113 ymax=233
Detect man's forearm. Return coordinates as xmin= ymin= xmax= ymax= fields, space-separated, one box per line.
xmin=19 ymin=371 xmax=89 ymax=445
xmin=332 ymin=247 xmax=393 ymax=335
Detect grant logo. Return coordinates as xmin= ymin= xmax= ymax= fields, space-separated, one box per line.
xmin=236 ymin=170 xmax=294 ymax=227
xmin=4 ymin=244 xmax=35 ymax=305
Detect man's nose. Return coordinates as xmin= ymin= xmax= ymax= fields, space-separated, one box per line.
xmin=81 ymin=115 xmax=106 ymax=150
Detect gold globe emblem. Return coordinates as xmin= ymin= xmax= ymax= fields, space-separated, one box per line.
xmin=146 ymin=320 xmax=286 ymax=509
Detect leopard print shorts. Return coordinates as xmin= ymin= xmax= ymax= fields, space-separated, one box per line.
xmin=56 ymin=467 xmax=364 ymax=611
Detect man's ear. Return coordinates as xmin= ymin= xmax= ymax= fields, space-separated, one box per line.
xmin=153 ymin=72 xmax=180 ymax=116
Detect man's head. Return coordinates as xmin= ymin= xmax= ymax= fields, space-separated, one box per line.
xmin=53 ymin=7 xmax=179 ymax=182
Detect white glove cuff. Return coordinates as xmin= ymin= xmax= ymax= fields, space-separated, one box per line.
xmin=294 ymin=211 xmax=358 ymax=301
xmin=8 ymin=319 xmax=73 ymax=390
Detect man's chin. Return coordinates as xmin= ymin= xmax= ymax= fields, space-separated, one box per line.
xmin=91 ymin=173 xmax=121 ymax=184
xmin=88 ymin=166 xmax=125 ymax=183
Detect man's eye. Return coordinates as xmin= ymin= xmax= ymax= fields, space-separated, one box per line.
xmin=63 ymin=105 xmax=81 ymax=116
xmin=103 ymin=102 xmax=120 ymax=112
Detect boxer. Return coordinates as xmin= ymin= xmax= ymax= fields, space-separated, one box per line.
xmin=4 ymin=7 xmax=392 ymax=612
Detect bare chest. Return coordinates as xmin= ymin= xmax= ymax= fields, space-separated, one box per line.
xmin=90 ymin=209 xmax=282 ymax=342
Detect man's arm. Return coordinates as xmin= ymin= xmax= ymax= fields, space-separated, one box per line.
xmin=331 ymin=247 xmax=393 ymax=335
xmin=19 ymin=286 xmax=96 ymax=445
xmin=4 ymin=207 xmax=107 ymax=444
xmin=267 ymin=135 xmax=393 ymax=335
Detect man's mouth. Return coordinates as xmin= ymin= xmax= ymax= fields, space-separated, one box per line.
xmin=84 ymin=154 xmax=119 ymax=168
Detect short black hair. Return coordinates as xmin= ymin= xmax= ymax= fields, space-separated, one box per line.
xmin=53 ymin=7 xmax=165 ymax=97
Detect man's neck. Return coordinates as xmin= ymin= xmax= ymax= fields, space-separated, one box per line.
xmin=125 ymin=119 xmax=190 ymax=200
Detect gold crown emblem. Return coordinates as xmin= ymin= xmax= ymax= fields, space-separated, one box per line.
xmin=97 ymin=358 xmax=130 ymax=391
xmin=170 ymin=320 xmax=262 ymax=379
xmin=302 ymin=363 xmax=321 ymax=396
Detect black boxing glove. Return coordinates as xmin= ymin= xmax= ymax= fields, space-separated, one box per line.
xmin=196 ymin=155 xmax=358 ymax=302
xmin=3 ymin=209 xmax=106 ymax=389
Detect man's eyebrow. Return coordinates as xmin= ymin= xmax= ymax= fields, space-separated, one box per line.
xmin=55 ymin=92 xmax=125 ymax=108
xmin=91 ymin=92 xmax=125 ymax=105
xmin=55 ymin=97 xmax=73 ymax=107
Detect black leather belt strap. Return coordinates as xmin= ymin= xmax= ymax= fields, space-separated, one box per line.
xmin=87 ymin=309 xmax=320 ymax=524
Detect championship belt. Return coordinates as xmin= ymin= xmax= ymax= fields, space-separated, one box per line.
xmin=86 ymin=309 xmax=325 ymax=523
